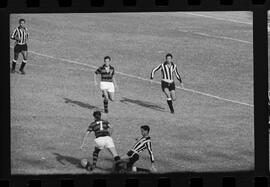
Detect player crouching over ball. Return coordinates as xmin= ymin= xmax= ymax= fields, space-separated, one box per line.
xmin=115 ymin=125 xmax=157 ymax=173
xmin=80 ymin=111 xmax=120 ymax=172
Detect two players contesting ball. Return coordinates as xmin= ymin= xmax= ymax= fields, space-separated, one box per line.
xmin=80 ymin=111 xmax=157 ymax=173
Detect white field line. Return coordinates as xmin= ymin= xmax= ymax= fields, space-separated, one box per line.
xmin=178 ymin=29 xmax=253 ymax=45
xmin=11 ymin=47 xmax=253 ymax=107
xmin=183 ymin=12 xmax=252 ymax=25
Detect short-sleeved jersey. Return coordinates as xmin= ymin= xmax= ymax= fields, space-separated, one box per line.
xmin=95 ymin=64 xmax=115 ymax=82
xmin=11 ymin=26 xmax=29 ymax=45
xmin=87 ymin=119 xmax=111 ymax=138
xmin=131 ymin=136 xmax=154 ymax=163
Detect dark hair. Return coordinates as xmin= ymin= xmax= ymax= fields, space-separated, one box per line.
xmin=166 ymin=53 xmax=173 ymax=59
xmin=141 ymin=125 xmax=150 ymax=132
xmin=104 ymin=56 xmax=111 ymax=61
xmin=19 ymin=19 xmax=25 ymax=23
xmin=93 ymin=111 xmax=101 ymax=119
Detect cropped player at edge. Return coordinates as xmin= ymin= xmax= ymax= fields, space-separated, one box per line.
xmin=80 ymin=111 xmax=120 ymax=171
xmin=94 ymin=56 xmax=118 ymax=113
xmin=150 ymin=53 xmax=184 ymax=113
xmin=10 ymin=18 xmax=29 ymax=74
xmin=116 ymin=125 xmax=157 ymax=173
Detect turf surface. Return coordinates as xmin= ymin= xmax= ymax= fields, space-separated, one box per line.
xmin=10 ymin=12 xmax=253 ymax=174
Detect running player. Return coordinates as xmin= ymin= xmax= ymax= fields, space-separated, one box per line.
xmin=80 ymin=111 xmax=120 ymax=171
xmin=117 ymin=125 xmax=157 ymax=173
xmin=94 ymin=56 xmax=118 ymax=113
xmin=10 ymin=18 xmax=29 ymax=74
xmin=150 ymin=53 xmax=184 ymax=113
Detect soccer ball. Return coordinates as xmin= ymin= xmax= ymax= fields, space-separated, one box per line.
xmin=80 ymin=159 xmax=89 ymax=168
xmin=132 ymin=166 xmax=137 ymax=172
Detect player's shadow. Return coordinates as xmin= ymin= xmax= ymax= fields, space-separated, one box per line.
xmin=63 ymin=97 xmax=100 ymax=111
xmin=52 ymin=152 xmax=114 ymax=172
xmin=52 ymin=152 xmax=82 ymax=168
xmin=120 ymin=97 xmax=165 ymax=112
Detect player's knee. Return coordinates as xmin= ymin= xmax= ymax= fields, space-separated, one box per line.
xmin=94 ymin=147 xmax=101 ymax=154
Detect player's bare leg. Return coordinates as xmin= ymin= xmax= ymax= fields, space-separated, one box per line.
xmin=170 ymin=90 xmax=176 ymax=101
xmin=163 ymin=88 xmax=174 ymax=113
xmin=11 ymin=53 xmax=19 ymax=73
xmin=108 ymin=92 xmax=114 ymax=102
xmin=102 ymin=90 xmax=109 ymax=113
xmin=20 ymin=51 xmax=28 ymax=74
xmin=107 ymin=146 xmax=121 ymax=165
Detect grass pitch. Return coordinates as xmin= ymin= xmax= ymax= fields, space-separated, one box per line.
xmin=10 ymin=12 xmax=253 ymax=174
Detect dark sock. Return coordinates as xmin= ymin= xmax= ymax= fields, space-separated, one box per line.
xmin=12 ymin=61 xmax=16 ymax=70
xmin=19 ymin=62 xmax=26 ymax=71
xmin=114 ymin=156 xmax=120 ymax=162
xmin=92 ymin=147 xmax=100 ymax=167
xmin=167 ymin=98 xmax=174 ymax=113
xmin=104 ymin=99 xmax=108 ymax=112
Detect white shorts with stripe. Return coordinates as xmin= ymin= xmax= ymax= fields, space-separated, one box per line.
xmin=94 ymin=136 xmax=115 ymax=150
xmin=100 ymin=81 xmax=115 ymax=93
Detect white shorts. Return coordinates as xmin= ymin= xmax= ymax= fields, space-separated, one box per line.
xmin=94 ymin=136 xmax=115 ymax=150
xmin=100 ymin=81 xmax=115 ymax=93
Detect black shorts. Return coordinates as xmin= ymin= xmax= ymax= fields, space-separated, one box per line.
xmin=14 ymin=44 xmax=28 ymax=54
xmin=161 ymin=80 xmax=175 ymax=92
xmin=126 ymin=150 xmax=139 ymax=169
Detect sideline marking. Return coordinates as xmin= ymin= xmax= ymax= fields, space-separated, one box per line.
xmin=10 ymin=47 xmax=253 ymax=107
xmin=183 ymin=12 xmax=252 ymax=25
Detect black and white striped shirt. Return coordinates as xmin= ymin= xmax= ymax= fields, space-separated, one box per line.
xmin=11 ymin=26 xmax=29 ymax=45
xmin=151 ymin=61 xmax=182 ymax=83
xmin=131 ymin=136 xmax=154 ymax=163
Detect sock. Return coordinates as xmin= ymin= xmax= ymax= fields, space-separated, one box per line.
xmin=167 ymin=98 xmax=174 ymax=113
xmin=19 ymin=61 xmax=26 ymax=71
xmin=12 ymin=60 xmax=16 ymax=70
xmin=114 ymin=156 xmax=120 ymax=162
xmin=92 ymin=147 xmax=101 ymax=167
xmin=104 ymin=99 xmax=108 ymax=112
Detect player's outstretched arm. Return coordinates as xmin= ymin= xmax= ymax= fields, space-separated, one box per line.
xmin=80 ymin=131 xmax=89 ymax=150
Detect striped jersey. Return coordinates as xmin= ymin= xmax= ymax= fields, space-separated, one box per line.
xmin=131 ymin=136 xmax=154 ymax=163
xmin=95 ymin=65 xmax=115 ymax=82
xmin=87 ymin=119 xmax=111 ymax=138
xmin=151 ymin=61 xmax=182 ymax=83
xmin=11 ymin=26 xmax=29 ymax=45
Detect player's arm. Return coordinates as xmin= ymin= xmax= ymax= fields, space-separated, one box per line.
xmin=11 ymin=29 xmax=18 ymax=40
xmin=112 ymin=69 xmax=118 ymax=89
xmin=146 ymin=140 xmax=157 ymax=172
xmin=107 ymin=122 xmax=113 ymax=136
xmin=150 ymin=64 xmax=162 ymax=80
xmin=80 ymin=127 xmax=91 ymax=150
xmin=94 ymin=68 xmax=100 ymax=86
xmin=175 ymin=66 xmax=184 ymax=87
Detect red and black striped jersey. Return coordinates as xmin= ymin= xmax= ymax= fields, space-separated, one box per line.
xmin=95 ymin=65 xmax=115 ymax=82
xmin=87 ymin=119 xmax=111 ymax=138
xmin=11 ymin=26 xmax=29 ymax=45
xmin=131 ymin=136 xmax=154 ymax=163
xmin=151 ymin=61 xmax=182 ymax=83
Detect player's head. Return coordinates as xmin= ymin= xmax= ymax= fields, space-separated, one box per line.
xmin=104 ymin=56 xmax=111 ymax=66
xmin=166 ymin=53 xmax=173 ymax=63
xmin=93 ymin=111 xmax=101 ymax=120
xmin=19 ymin=19 xmax=25 ymax=27
xmin=140 ymin=125 xmax=150 ymax=137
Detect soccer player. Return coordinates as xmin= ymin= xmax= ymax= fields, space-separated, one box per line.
xmin=150 ymin=53 xmax=184 ymax=113
xmin=10 ymin=18 xmax=29 ymax=74
xmin=117 ymin=125 xmax=157 ymax=173
xmin=80 ymin=111 xmax=120 ymax=171
xmin=94 ymin=56 xmax=118 ymax=113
